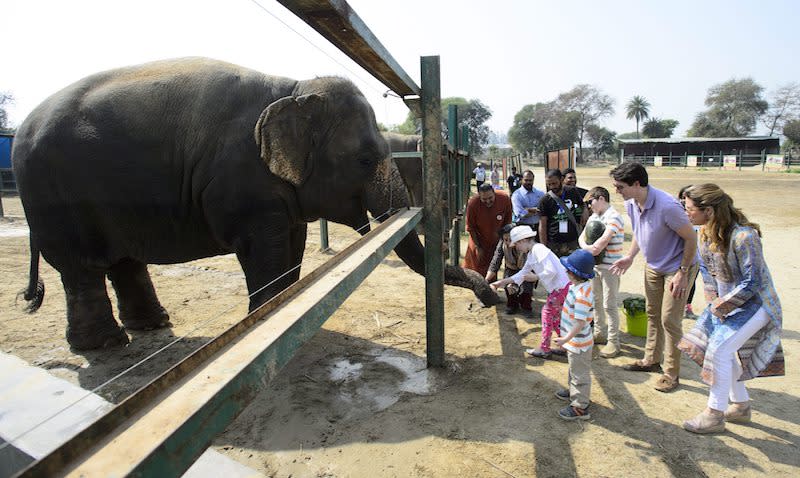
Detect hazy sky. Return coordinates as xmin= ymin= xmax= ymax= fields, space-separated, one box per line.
xmin=5 ymin=0 xmax=800 ymax=138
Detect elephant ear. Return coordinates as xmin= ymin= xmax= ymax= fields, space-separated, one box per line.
xmin=254 ymin=94 xmax=323 ymax=186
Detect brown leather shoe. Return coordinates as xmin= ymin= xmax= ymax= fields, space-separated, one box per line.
xmin=654 ymin=374 xmax=679 ymax=393
xmin=621 ymin=360 xmax=663 ymax=373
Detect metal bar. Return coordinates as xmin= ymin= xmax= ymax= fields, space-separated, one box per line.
xmin=19 ymin=208 xmax=422 ymax=478
xmin=421 ymin=56 xmax=444 ymax=368
xmin=391 ymin=151 xmax=423 ymax=159
xmin=319 ymin=218 xmax=329 ymax=251
xmin=276 ymin=0 xmax=419 ymax=97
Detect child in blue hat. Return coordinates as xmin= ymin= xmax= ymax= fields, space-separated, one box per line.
xmin=554 ymin=249 xmax=596 ymax=420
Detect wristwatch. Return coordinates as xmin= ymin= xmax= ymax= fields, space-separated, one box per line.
xmin=679 ymin=265 xmax=689 ymax=273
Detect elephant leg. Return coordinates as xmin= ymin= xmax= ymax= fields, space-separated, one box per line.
xmin=237 ymin=222 xmax=307 ymax=312
xmin=61 ymin=269 xmax=129 ymax=350
xmin=108 ymin=259 xmax=171 ymax=331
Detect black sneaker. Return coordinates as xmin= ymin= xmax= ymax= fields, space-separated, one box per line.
xmin=555 ymin=389 xmax=570 ymax=401
xmin=558 ymin=405 xmax=591 ymax=421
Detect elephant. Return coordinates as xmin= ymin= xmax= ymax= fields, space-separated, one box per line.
xmin=382 ymin=132 xmax=422 ymax=208
xmin=13 ymin=57 xmax=499 ymax=351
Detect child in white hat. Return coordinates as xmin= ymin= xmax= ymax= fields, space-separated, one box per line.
xmin=490 ymin=225 xmax=571 ymax=359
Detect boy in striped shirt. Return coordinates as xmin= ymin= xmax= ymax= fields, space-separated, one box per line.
xmin=554 ymin=249 xmax=596 ymax=420
xmin=579 ymin=186 xmax=625 ymax=358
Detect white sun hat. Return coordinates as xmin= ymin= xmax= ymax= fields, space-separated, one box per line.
xmin=509 ymin=225 xmax=536 ymax=245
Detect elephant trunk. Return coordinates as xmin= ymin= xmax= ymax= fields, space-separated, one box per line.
xmin=365 ymin=159 xmax=501 ymax=305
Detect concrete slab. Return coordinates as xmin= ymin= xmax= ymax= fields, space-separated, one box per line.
xmin=0 ymin=352 xmax=260 ymax=477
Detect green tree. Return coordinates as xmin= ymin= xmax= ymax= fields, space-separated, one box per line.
xmin=395 ymin=97 xmax=492 ymax=154
xmin=616 ymin=132 xmax=640 ymax=140
xmin=585 ymin=125 xmax=617 ymax=160
xmin=641 ymin=118 xmax=679 ymax=138
xmin=0 ymin=92 xmax=14 ymax=133
xmin=440 ymin=97 xmax=492 ymax=154
xmin=783 ymin=119 xmax=800 ymax=143
xmin=782 ymin=119 xmax=800 ymax=153
xmin=687 ymin=78 xmax=768 ymax=137
xmin=557 ymin=84 xmax=615 ymax=162
xmin=508 ymin=102 xmax=580 ymax=156
xmin=762 ymin=82 xmax=800 ymax=136
xmin=625 ymin=95 xmax=651 ymax=138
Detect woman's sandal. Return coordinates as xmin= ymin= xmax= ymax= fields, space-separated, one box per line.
xmin=724 ymin=403 xmax=752 ymax=423
xmin=683 ymin=411 xmax=725 ymax=434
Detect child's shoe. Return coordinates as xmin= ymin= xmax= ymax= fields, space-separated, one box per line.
xmin=525 ymin=348 xmax=552 ymax=359
xmin=558 ymin=405 xmax=591 ymax=421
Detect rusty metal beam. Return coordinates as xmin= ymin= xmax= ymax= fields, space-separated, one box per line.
xmin=18 ymin=208 xmax=422 ymax=478
xmin=276 ymin=0 xmax=420 ymax=98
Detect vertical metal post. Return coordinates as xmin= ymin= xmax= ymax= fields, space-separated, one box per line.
xmin=421 ymin=56 xmax=445 ymax=368
xmin=319 ymin=219 xmax=329 ymax=251
xmin=761 ymin=148 xmax=766 ymax=171
xmin=448 ymin=105 xmax=460 ymax=267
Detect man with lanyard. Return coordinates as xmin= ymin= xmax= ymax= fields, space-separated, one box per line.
xmin=472 ymin=162 xmax=487 ymax=192
xmin=538 ymin=169 xmax=587 ymax=257
xmin=507 ymin=166 xmax=523 ymax=194
xmin=511 ymin=170 xmax=545 ymax=232
xmin=609 ymin=162 xmax=698 ymax=393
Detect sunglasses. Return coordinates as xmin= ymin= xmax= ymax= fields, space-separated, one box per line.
xmin=584 ymin=198 xmax=595 ymax=207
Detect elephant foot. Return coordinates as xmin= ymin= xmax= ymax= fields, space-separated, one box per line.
xmin=67 ymin=323 xmax=130 ymax=351
xmin=120 ymin=306 xmax=172 ymax=331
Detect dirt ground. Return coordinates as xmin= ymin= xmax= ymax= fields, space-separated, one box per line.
xmin=1 ymin=167 xmax=798 ymax=477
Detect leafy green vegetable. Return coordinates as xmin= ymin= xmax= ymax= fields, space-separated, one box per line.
xmin=622 ymin=296 xmax=646 ymax=315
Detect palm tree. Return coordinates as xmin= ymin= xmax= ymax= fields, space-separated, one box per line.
xmin=626 ymin=96 xmax=651 ymax=138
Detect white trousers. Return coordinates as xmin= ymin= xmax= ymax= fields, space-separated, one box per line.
xmin=707 ymin=307 xmax=770 ymax=411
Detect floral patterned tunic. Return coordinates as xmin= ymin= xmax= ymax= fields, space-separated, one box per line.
xmin=678 ymin=225 xmax=784 ymax=385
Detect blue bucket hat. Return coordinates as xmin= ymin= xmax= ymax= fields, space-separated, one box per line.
xmin=560 ymin=249 xmax=596 ymax=280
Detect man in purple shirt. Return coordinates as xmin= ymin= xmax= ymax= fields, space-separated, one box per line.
xmin=609 ymin=162 xmax=698 ymax=393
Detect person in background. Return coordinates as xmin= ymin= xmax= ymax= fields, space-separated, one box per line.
xmin=473 ymin=162 xmax=486 ymax=191
xmin=464 ymin=183 xmax=513 ymax=277
xmin=490 ymin=164 xmax=500 ymax=189
xmin=490 ymin=226 xmax=571 ymax=359
xmin=507 ymin=166 xmax=523 ymax=194
xmin=578 ymin=186 xmax=625 ymax=358
xmin=538 ymin=169 xmax=588 ymax=257
xmin=512 ymin=170 xmax=545 ymax=231
xmin=486 ymin=223 xmax=535 ymax=314
xmin=678 ymin=183 xmax=784 ymax=434
xmin=609 ymin=162 xmax=698 ymax=393
xmin=678 ymin=185 xmax=700 ymax=319
xmin=563 ymin=167 xmax=588 ymax=199
xmin=554 ymin=249 xmax=596 ymax=421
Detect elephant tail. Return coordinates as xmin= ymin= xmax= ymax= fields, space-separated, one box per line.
xmin=18 ymin=240 xmax=45 ymax=313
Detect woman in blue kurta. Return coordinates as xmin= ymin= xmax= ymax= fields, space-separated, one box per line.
xmin=678 ymin=183 xmax=784 ymax=434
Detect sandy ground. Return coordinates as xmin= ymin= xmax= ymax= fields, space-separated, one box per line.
xmin=1 ymin=167 xmax=798 ymax=477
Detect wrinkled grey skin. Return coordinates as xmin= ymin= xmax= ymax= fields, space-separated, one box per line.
xmin=382 ymin=132 xmax=422 ymax=208
xmin=14 ymin=57 xmax=499 ymax=351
